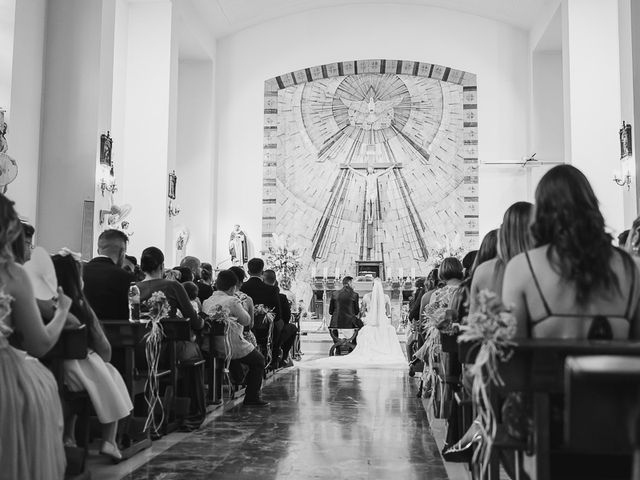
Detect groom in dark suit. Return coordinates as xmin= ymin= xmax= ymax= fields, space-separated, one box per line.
xmin=329 ymin=276 xmax=361 ymax=340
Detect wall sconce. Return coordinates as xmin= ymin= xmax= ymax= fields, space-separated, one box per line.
xmin=168 ymin=200 xmax=181 ymax=218
xmin=99 ymin=164 xmax=117 ymax=196
xmin=613 ymin=170 xmax=633 ymax=190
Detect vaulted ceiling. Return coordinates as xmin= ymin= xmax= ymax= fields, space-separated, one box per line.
xmin=190 ymin=0 xmax=555 ymax=39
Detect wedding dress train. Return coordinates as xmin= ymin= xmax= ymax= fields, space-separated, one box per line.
xmin=298 ymin=279 xmax=406 ymax=369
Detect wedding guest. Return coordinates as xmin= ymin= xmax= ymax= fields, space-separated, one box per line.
xmin=428 ymin=257 xmax=463 ymax=309
xmin=229 ymin=266 xmax=256 ymax=347
xmin=137 ymin=247 xmax=202 ymax=331
xmin=418 ymin=268 xmax=440 ymax=319
xmin=329 ymin=276 xmax=361 ymax=341
xmin=469 ymin=202 xmax=533 ymax=314
xmin=240 ymin=258 xmax=282 ymax=360
xmin=138 ymin=247 xmax=205 ymax=428
xmin=51 ymin=252 xmax=133 ymax=461
xmin=197 ymin=267 xmax=214 ymax=303
xmin=202 ymin=270 xmax=268 ymax=407
xmin=83 ymin=229 xmax=134 ymax=320
xmin=174 ymin=266 xmax=193 ymax=283
xmin=504 ymin=165 xmax=640 ymax=339
xmin=123 ymin=254 xmax=144 ymax=282
xmin=263 ymin=270 xmax=298 ymax=367
xmin=408 ymin=277 xmax=426 ymax=322
xmin=0 ymin=194 xmax=70 ymax=480
xmin=182 ymin=281 xmax=201 ymax=313
xmin=461 ymin=250 xmax=477 ymax=279
xmin=180 ymin=256 xmax=201 ymax=281
xmin=21 ymin=221 xmax=35 ymax=263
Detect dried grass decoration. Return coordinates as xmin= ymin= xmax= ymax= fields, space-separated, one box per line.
xmin=142 ymin=291 xmax=169 ymax=434
xmin=458 ymin=289 xmax=516 ymax=475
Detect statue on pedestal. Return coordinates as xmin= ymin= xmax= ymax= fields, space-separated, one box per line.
xmin=229 ymin=224 xmax=248 ymax=265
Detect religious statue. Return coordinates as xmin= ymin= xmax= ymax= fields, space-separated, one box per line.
xmin=229 ymin=224 xmax=248 ymax=265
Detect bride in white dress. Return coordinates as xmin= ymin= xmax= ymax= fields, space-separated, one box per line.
xmin=299 ymin=278 xmax=406 ymax=369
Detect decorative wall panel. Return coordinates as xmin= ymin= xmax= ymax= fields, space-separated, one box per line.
xmin=263 ymin=59 xmax=478 ymax=277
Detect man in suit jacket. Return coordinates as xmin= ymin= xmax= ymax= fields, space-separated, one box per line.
xmin=263 ymin=270 xmax=298 ymax=367
xmin=240 ymin=258 xmax=282 ymax=363
xmin=329 ymin=276 xmax=361 ymax=340
xmin=83 ymin=229 xmax=134 ymax=320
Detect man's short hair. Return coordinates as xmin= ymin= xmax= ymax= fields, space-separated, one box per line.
xmin=201 ymin=262 xmax=213 ymax=273
xmin=97 ymin=229 xmax=129 ymax=250
xmin=247 ymin=258 xmax=264 ymax=275
xmin=263 ymin=269 xmax=277 ymax=285
xmin=216 ymin=270 xmax=238 ymax=291
xmin=229 ymin=266 xmax=246 ymax=284
xmin=180 ymin=256 xmax=201 ymax=276
xmin=342 ymin=276 xmax=353 ymax=285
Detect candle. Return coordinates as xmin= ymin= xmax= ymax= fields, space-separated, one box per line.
xmin=411 ymin=268 xmax=416 ymax=279
xmin=398 ymin=268 xmax=404 ymax=279
xmin=323 ymin=267 xmax=328 ymax=279
xmin=311 ymin=266 xmax=317 ymax=279
xmin=335 ymin=267 xmax=340 ymax=279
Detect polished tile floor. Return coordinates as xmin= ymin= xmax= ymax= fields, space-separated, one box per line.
xmin=125 ymin=366 xmax=449 ymax=480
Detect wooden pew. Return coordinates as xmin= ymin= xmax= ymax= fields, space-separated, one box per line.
xmin=459 ymin=339 xmax=640 ymax=480
xmin=41 ymin=326 xmax=91 ymax=480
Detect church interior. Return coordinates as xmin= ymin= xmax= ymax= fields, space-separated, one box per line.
xmin=3 ymin=0 xmax=640 ymax=479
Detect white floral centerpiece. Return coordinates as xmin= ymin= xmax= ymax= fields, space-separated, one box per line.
xmin=427 ymin=233 xmax=466 ymax=269
xmin=458 ymin=289 xmax=517 ymax=474
xmin=264 ymin=233 xmax=302 ymax=284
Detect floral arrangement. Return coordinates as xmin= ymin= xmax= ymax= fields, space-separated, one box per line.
xmin=458 ymin=289 xmax=517 ymax=474
xmin=142 ymin=291 xmax=169 ymax=434
xmin=426 ymin=234 xmax=466 ymax=269
xmin=264 ymin=233 xmax=302 ymax=284
xmin=254 ymin=304 xmax=275 ymax=367
xmin=207 ymin=304 xmax=234 ymax=375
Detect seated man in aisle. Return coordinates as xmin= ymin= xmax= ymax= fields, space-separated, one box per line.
xmin=240 ymin=258 xmax=282 ymax=366
xmin=83 ymin=229 xmax=134 ymax=320
xmin=263 ymin=269 xmax=298 ymax=367
xmin=203 ymin=270 xmax=268 ymax=407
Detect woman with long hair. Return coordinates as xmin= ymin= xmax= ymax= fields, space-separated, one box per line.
xmin=470 ymin=202 xmax=533 ymax=314
xmin=0 ymin=194 xmax=71 ymax=479
xmin=52 ymin=253 xmax=133 ymax=460
xmin=504 ymin=165 xmax=640 ymax=339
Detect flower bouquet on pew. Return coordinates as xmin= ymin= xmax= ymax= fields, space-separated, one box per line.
xmin=254 ymin=304 xmax=275 ymax=367
xmin=141 ymin=291 xmax=170 ymax=435
xmin=457 ymin=289 xmax=517 ymax=474
xmin=205 ymin=304 xmax=233 ymax=372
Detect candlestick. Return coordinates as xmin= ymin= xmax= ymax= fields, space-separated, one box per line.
xmin=398 ymin=268 xmax=404 ymax=280
xmin=323 ymin=267 xmax=328 ymax=279
xmin=411 ymin=268 xmax=416 ymax=279
xmin=311 ymin=266 xmax=317 ymax=279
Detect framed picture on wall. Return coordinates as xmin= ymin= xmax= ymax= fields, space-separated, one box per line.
xmin=620 ymin=122 xmax=632 ymax=159
xmin=100 ymin=132 xmax=113 ymax=166
xmin=168 ymin=170 xmax=177 ymax=199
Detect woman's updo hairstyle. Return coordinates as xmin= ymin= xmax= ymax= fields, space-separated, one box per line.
xmin=140 ymin=246 xmax=164 ymax=274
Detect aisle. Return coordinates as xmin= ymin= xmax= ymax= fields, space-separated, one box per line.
xmin=126 ymin=368 xmax=449 ymax=480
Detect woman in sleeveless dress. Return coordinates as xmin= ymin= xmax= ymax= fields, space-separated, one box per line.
xmin=299 ymin=278 xmax=406 ymax=368
xmin=0 ymin=194 xmax=71 ymax=480
xmin=503 ymin=165 xmax=640 ymax=339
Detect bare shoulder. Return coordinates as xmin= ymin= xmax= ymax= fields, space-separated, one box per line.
xmin=1 ymin=263 xmax=32 ymax=295
xmin=474 ymin=258 xmax=498 ymax=282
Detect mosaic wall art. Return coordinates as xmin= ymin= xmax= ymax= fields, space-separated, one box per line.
xmin=263 ymin=59 xmax=478 ymax=277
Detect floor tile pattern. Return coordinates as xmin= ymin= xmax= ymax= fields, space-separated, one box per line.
xmin=126 ymin=367 xmax=448 ymax=480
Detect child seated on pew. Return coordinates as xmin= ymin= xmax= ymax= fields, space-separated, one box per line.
xmin=48 ymin=251 xmax=133 ymax=462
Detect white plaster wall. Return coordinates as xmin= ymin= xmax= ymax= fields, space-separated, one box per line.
xmin=121 ymin=1 xmax=174 ymax=258
xmin=0 ymin=0 xmax=15 ymax=111
xmin=5 ymin=0 xmax=46 ymax=224
xmin=214 ymin=4 xmax=531 ymax=262
xmin=174 ymin=60 xmax=214 ymax=264
xmin=563 ymin=0 xmax=625 ymax=234
xmin=531 ymin=52 xmax=564 ymax=163
xmin=37 ymin=0 xmax=103 ymax=253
